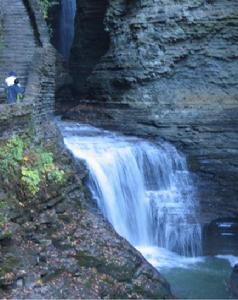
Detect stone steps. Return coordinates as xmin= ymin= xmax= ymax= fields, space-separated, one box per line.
xmin=0 ymin=0 xmax=36 ymax=87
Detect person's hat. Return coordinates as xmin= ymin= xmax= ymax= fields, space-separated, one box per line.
xmin=8 ymin=71 xmax=17 ymax=77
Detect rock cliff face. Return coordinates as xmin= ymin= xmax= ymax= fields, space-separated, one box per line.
xmin=70 ymin=0 xmax=110 ymax=96
xmin=70 ymin=0 xmax=238 ymax=224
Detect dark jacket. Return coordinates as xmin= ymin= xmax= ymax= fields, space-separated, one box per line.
xmin=6 ymin=84 xmax=24 ymax=104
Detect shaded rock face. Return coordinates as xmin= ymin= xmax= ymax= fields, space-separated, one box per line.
xmin=70 ymin=0 xmax=110 ymax=96
xmin=87 ymin=0 xmax=238 ymax=104
xmin=203 ymin=218 xmax=238 ymax=256
xmin=69 ymin=0 xmax=238 ymax=224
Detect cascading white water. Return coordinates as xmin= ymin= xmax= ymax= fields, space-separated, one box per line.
xmin=58 ymin=0 xmax=76 ymax=59
xmin=59 ymin=122 xmax=202 ymax=257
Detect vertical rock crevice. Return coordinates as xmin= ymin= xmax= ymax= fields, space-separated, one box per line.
xmin=70 ymin=0 xmax=110 ymax=97
xmin=22 ymin=0 xmax=42 ymax=47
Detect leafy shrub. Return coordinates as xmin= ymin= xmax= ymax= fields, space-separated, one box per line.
xmin=0 ymin=135 xmax=65 ymax=200
xmin=21 ymin=167 xmax=41 ymax=195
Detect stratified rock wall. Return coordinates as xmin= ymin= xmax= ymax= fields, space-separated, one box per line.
xmin=88 ymin=0 xmax=238 ymax=105
xmin=70 ymin=0 xmax=110 ymax=96
xmin=71 ymin=0 xmax=238 ymax=223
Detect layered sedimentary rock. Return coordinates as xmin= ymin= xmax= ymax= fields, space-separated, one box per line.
xmin=70 ymin=0 xmax=110 ymax=96
xmin=69 ymin=0 xmax=238 ymax=223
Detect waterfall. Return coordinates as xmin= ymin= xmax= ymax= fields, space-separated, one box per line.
xmin=60 ymin=122 xmax=202 ymax=257
xmin=58 ymin=0 xmax=76 ymax=59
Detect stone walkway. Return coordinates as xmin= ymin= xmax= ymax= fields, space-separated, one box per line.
xmin=0 ymin=0 xmax=36 ymax=91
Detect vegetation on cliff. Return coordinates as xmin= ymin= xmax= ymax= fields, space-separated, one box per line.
xmin=0 ymin=132 xmax=65 ymax=228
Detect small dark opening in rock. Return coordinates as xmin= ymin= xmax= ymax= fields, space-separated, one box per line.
xmin=69 ymin=0 xmax=110 ymax=98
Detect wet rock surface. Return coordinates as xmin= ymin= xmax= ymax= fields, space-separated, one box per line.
xmin=203 ymin=218 xmax=238 ymax=256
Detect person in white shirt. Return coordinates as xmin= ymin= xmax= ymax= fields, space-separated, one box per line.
xmin=4 ymin=71 xmax=18 ymax=104
xmin=5 ymin=71 xmax=17 ymax=87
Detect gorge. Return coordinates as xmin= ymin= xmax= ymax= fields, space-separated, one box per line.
xmin=56 ymin=0 xmax=238 ymax=297
xmin=67 ymin=0 xmax=238 ymax=226
xmin=0 ymin=0 xmax=238 ymax=298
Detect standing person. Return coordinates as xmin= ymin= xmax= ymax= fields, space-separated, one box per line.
xmin=4 ymin=71 xmax=17 ymax=104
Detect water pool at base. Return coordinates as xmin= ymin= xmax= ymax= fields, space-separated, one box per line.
xmin=138 ymin=246 xmax=237 ymax=299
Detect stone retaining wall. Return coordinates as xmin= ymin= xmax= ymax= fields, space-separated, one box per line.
xmin=0 ymin=102 xmax=33 ymax=138
xmin=24 ymin=0 xmax=56 ymax=126
xmin=24 ymin=45 xmax=56 ymax=128
xmin=0 ymin=0 xmax=56 ymax=138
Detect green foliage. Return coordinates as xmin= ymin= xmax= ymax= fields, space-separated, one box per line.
xmin=21 ymin=167 xmax=41 ymax=196
xmin=38 ymin=0 xmax=52 ymax=19
xmin=0 ymin=136 xmax=25 ymax=175
xmin=48 ymin=168 xmax=65 ymax=184
xmin=0 ymin=135 xmax=65 ymax=199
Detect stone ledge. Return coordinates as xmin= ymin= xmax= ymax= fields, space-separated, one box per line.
xmin=0 ymin=102 xmax=33 ymax=120
xmin=0 ymin=102 xmax=33 ymax=139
